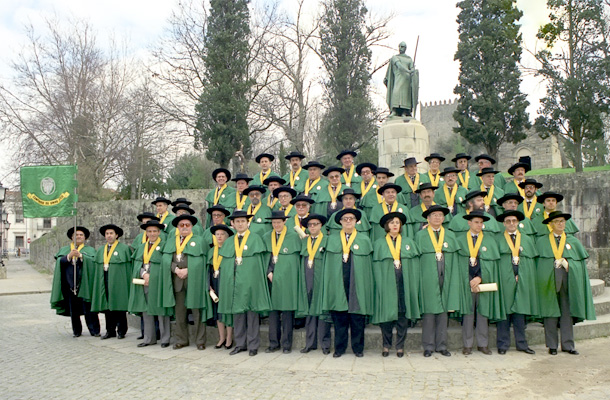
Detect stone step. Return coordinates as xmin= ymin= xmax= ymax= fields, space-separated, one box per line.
xmin=591 ymin=279 xmax=606 ymax=297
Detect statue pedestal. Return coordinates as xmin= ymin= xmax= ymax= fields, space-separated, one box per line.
xmin=378 ymin=117 xmax=430 ymax=177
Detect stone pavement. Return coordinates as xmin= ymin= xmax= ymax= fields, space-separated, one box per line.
xmin=1 ymin=257 xmax=610 ymax=399
xmin=0 ymin=256 xmax=52 ymax=296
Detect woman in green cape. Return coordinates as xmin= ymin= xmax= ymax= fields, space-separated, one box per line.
xmin=208 ymin=224 xmax=234 ymax=350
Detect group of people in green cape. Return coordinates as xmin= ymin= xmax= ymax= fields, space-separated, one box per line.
xmin=50 ymin=150 xmax=596 ymax=358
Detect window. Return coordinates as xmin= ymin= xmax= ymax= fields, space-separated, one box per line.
xmin=15 ymin=213 xmax=24 ymax=223
xmin=43 ymin=218 xmax=52 ymax=229
xmin=16 ymin=236 xmax=24 ymax=248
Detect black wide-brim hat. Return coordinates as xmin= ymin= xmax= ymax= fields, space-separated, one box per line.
xmin=518 ymin=178 xmax=543 ymax=189
xmin=137 ymin=212 xmax=158 ymax=222
xmin=231 ymin=173 xmax=253 ymax=182
xmin=476 ymin=167 xmax=500 ymax=177
xmin=422 ymin=204 xmax=450 ymax=219
xmin=425 ymin=153 xmax=446 ymax=162
xmin=228 ymin=210 xmax=254 ymax=220
xmin=212 ymin=168 xmax=231 ymax=182
xmin=440 ymin=166 xmax=461 ymax=176
xmin=302 ymin=214 xmax=328 ymax=226
xmin=151 ymin=196 xmax=171 ymax=205
xmin=379 ymin=211 xmax=407 ymax=227
xmin=463 ymin=210 xmax=490 ymax=221
xmin=323 ymin=166 xmax=345 ymax=176
xmin=507 ymin=162 xmax=531 ymax=175
xmin=401 ymin=157 xmax=420 ymax=167
xmin=272 ymin=186 xmax=297 ymax=199
xmin=263 ymin=176 xmax=286 ymax=186
xmin=284 ymin=151 xmax=306 ymax=160
xmin=171 ymin=214 xmax=199 ymax=227
xmin=255 ymin=153 xmax=275 ymax=163
xmin=542 ymin=210 xmax=572 ymax=224
xmin=336 ymin=149 xmax=358 ymax=160
xmin=496 ymin=193 xmax=523 ymax=206
xmin=206 ymin=204 xmax=231 ymax=216
xmin=496 ymin=210 xmax=525 ymax=222
xmin=355 ymin=162 xmax=377 ymax=175
xmin=337 ymin=188 xmax=361 ymax=202
xmin=415 ymin=182 xmax=438 ymax=193
xmin=242 ymin=185 xmax=267 ymax=196
xmin=303 ymin=160 xmax=326 ymax=170
xmin=537 ymin=191 xmax=564 ymax=203
xmin=462 ymin=190 xmax=487 ymax=204
xmin=374 ymin=167 xmax=395 ymax=177
xmin=67 ymin=226 xmax=90 ymax=240
xmin=140 ymin=220 xmax=165 ymax=231
xmin=210 ymin=224 xmax=235 ymax=237
xmin=266 ymin=210 xmax=290 ymax=220
xmin=334 ymin=208 xmax=362 ymax=224
xmin=377 ymin=183 xmax=402 ymax=195
xmin=99 ymin=224 xmax=124 ymax=238
xmin=290 ymin=194 xmax=315 ymax=205
xmin=172 ymin=203 xmax=195 ymax=215
xmin=474 ymin=154 xmax=496 ymax=164
xmin=451 ymin=153 xmax=471 ymax=162
xmin=171 ymin=197 xmax=192 ymax=206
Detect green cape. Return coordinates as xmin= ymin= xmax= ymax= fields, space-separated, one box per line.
xmin=283 ymin=169 xmax=309 ymax=193
xmin=448 ymin=211 xmax=502 ymax=233
xmin=90 ymin=241 xmax=132 ymax=312
xmin=326 ymin=208 xmax=372 ymax=237
xmin=250 ymin=170 xmax=280 ymax=187
xmin=247 ymin=204 xmax=272 ymax=237
xmin=296 ymin=234 xmax=328 ymax=317
xmin=50 ymin=244 xmax=96 ymax=315
xmin=407 ymin=203 xmax=453 ymax=234
xmin=369 ymin=202 xmax=412 ymax=242
xmin=433 ymin=185 xmax=468 ymax=215
xmin=311 ymin=183 xmax=346 ymax=216
xmin=532 ymin=213 xmax=579 ymax=237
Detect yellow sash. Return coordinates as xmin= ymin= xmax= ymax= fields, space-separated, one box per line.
xmin=295 ymin=213 xmax=308 ymax=228
xmin=304 ymin=177 xmax=321 ymax=195
xmin=428 ymin=171 xmax=441 ymax=186
xmin=467 ymin=231 xmax=484 ymax=259
xmin=236 ymin=192 xmax=247 ymax=210
xmin=360 ymin=178 xmax=376 ymax=198
xmin=385 ymin=234 xmax=402 ymax=262
xmin=420 ymin=201 xmax=436 ymax=212
xmin=213 ymin=184 xmax=227 ymax=205
xmin=514 ymin=180 xmax=525 ymax=197
xmin=382 ymin=201 xmax=398 ymax=215
xmin=283 ymin=204 xmax=293 ymax=216
xmin=543 ymin=211 xmax=553 ymax=232
xmin=443 ymin=184 xmax=458 ymax=207
xmin=103 ymin=240 xmax=119 ymax=265
xmin=234 ymin=230 xmax=251 ymax=260
xmin=549 ymin=232 xmax=566 ymax=260
xmin=404 ymin=173 xmax=419 ymax=192
xmin=157 ymin=211 xmax=169 ymax=224
xmin=290 ymin=168 xmax=302 ymax=188
xmin=427 ymin=226 xmax=445 ymax=253
xmin=70 ymin=243 xmax=85 ymax=252
xmin=267 ymin=195 xmax=278 ymax=209
xmin=504 ymin=231 xmax=521 ymax=258
xmin=458 ymin=170 xmax=470 ymax=189
xmin=343 ymin=164 xmax=355 ymax=186
xmin=259 ymin=170 xmax=271 ymax=184
xmin=176 ymin=233 xmax=193 ymax=256
xmin=248 ymin=203 xmax=262 ymax=218
xmin=307 ymin=233 xmax=324 ymax=264
xmin=480 ymin=183 xmax=495 ymax=206
xmin=328 ymin=183 xmax=342 ymax=204
xmin=212 ymin=242 xmax=223 ymax=272
xmin=143 ymin=237 xmax=161 ymax=264
xmin=271 ymin=226 xmax=288 ymax=258
xmin=141 ymin=232 xmax=147 ymax=244
xmin=523 ymin=196 xmax=537 ymax=219
xmin=340 ymin=229 xmax=358 ymax=261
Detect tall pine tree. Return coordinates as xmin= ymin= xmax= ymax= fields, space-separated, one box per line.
xmin=195 ymin=0 xmax=253 ymax=167
xmin=453 ymin=0 xmax=530 ymax=159
xmin=318 ymin=0 xmax=376 ymax=160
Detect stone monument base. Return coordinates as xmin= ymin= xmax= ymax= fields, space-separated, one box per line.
xmin=378 ymin=117 xmax=430 ymax=177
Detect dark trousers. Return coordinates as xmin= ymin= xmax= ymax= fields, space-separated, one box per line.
xmin=422 ymin=312 xmax=448 ymax=352
xmin=174 ymin=288 xmax=207 ymax=346
xmin=234 ymin=311 xmax=260 ymax=351
xmin=268 ymin=310 xmax=294 ymax=350
xmin=543 ymin=276 xmax=574 ymax=351
xmin=67 ymin=292 xmax=99 ymax=336
xmin=331 ymin=311 xmax=366 ymax=355
xmin=104 ymin=310 xmax=128 ymax=336
xmin=380 ymin=313 xmax=409 ymax=350
xmin=304 ymin=316 xmax=331 ymax=351
xmin=496 ymin=313 xmax=528 ymax=351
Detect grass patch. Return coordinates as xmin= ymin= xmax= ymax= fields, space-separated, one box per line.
xmin=501 ymin=165 xmax=610 ymax=177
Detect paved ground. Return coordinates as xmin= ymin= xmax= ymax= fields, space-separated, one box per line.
xmin=1 ymin=257 xmax=610 ymax=399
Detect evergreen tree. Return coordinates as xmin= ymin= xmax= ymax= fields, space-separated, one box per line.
xmin=318 ymin=0 xmax=376 ymax=160
xmin=534 ymin=0 xmax=610 ymax=172
xmin=195 ymin=0 xmax=253 ymax=167
xmin=453 ymin=0 xmax=530 ymax=159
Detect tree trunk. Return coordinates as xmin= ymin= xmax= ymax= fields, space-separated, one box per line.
xmin=573 ymin=138 xmax=584 ymax=172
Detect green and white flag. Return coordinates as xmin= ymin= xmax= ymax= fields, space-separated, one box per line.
xmin=20 ymin=165 xmax=78 ymax=218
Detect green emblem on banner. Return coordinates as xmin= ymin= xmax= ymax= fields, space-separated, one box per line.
xmin=20 ymin=165 xmax=78 ymax=218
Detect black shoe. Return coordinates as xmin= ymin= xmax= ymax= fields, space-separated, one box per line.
xmin=498 ymin=349 xmax=507 ymax=355
xmin=562 ymin=349 xmax=579 ymax=355
xmin=322 ymin=349 xmax=330 ymax=355
xmin=173 ymin=343 xmax=187 ymax=350
xmin=265 ymin=346 xmax=280 ymax=353
xmin=283 ymin=349 xmax=291 ymax=354
xmin=101 ymin=333 xmax=115 ymax=340
xmin=215 ymin=340 xmax=225 ymax=349
xmin=137 ymin=343 xmax=151 ymax=347
xmin=117 ymin=334 xmax=125 ymax=339
xmin=424 ymin=350 xmax=432 ymax=357
xmin=354 ymin=352 xmax=363 ymax=358
xmin=224 ymin=342 xmax=233 ymax=350
xmin=437 ymin=350 xmax=451 ymax=357
xmin=382 ymin=350 xmax=389 ymax=357
xmin=518 ymin=348 xmax=535 ymax=355
xmin=93 ymin=333 xmax=101 ymax=337
xmin=161 ymin=343 xmax=170 ymax=348
xmin=230 ymin=347 xmax=246 ymax=356
xmin=300 ymin=348 xmax=312 ymax=354
xmin=249 ymin=350 xmax=258 ymax=356
xmin=333 ymin=352 xmax=342 ymax=358
xmin=397 ymin=351 xmax=404 ymax=358
xmin=137 ymin=335 xmax=144 ymax=340
xmin=549 ymin=348 xmax=557 ymax=355
xmin=73 ymin=333 xmax=81 ymax=338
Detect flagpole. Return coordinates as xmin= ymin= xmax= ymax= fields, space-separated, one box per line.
xmin=72 ymin=163 xmax=78 ymax=296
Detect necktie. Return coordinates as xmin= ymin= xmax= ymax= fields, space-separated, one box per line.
xmin=472 ymin=235 xmax=478 ymax=245
xmin=434 ymin=230 xmax=440 ymax=239
xmin=410 ymin=176 xmax=415 ymax=183
xmin=555 ymin=235 xmax=561 ymax=245
xmin=510 ymin=233 xmax=516 ymax=243
xmin=237 ymin=235 xmax=243 ymax=245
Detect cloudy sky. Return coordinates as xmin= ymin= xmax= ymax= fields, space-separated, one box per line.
xmin=0 ymin=0 xmax=551 ymax=186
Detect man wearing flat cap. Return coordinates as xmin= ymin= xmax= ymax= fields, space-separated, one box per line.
xmin=151 ymin=197 xmax=174 ymax=233
xmin=395 ymin=157 xmax=430 ymax=209
xmin=535 ymin=211 xmax=595 ymax=355
xmin=244 ymin=185 xmax=272 ymax=237
xmin=50 ymin=226 xmax=100 ymax=337
xmin=283 ymin=151 xmax=309 ymax=193
xmin=337 ymin=150 xmax=362 ymax=188
xmin=251 ymin=153 xmax=280 ymax=187
xmin=206 ymin=168 xmax=236 ymax=227
xmin=434 ymin=167 xmax=468 ymax=216
xmin=91 ymin=224 xmax=132 ymax=340
xmin=532 ymin=192 xmax=579 ymax=237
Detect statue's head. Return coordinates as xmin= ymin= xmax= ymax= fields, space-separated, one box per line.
xmin=399 ymin=41 xmax=407 ymax=54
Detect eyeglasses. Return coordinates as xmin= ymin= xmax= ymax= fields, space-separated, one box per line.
xmin=308 ymin=222 xmax=321 ymax=227
xmin=178 ymin=223 xmax=192 ymax=227
xmin=340 ymin=217 xmax=355 ymax=222
xmin=295 ymin=203 xmax=309 ymax=208
xmin=278 ymin=194 xmax=292 ymax=199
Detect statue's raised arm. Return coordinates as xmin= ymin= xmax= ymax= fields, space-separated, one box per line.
xmin=384 ymin=41 xmax=420 ymax=118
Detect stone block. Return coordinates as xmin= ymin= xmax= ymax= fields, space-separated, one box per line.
xmin=379 ymin=117 xmax=430 ymax=178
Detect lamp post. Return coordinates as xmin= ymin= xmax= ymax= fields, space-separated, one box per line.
xmin=0 ymin=182 xmax=6 ymax=277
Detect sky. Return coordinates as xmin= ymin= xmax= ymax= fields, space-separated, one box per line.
xmin=0 ymin=0 xmax=551 ymax=186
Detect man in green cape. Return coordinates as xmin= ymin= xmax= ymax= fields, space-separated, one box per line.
xmin=496 ymin=194 xmax=537 ymax=237
xmin=532 ymin=192 xmax=580 ymax=237
xmin=504 ymin=157 xmax=531 ymax=195
xmin=151 ymin=196 xmax=174 ymax=233
xmin=50 ymin=226 xmax=100 ymax=337
xmin=274 ymin=186 xmax=298 ymax=218
xmin=169 ymin=203 xmax=205 ymax=237
xmin=132 ymin=212 xmax=165 ymax=248
xmin=283 ymin=151 xmax=309 ymax=193
xmin=229 ymin=173 xmax=252 ymax=211
xmin=205 ymin=168 xmax=236 ymax=227
xmin=452 ymin=153 xmax=474 ymax=190
xmin=322 ymin=208 xmax=374 ymax=358
xmin=448 ymin=190 xmax=502 ymax=234
xmin=243 ymin=185 xmax=272 ymax=237
xmin=394 ymin=157 xmax=430 ymax=209
xmin=163 ymin=214 xmax=211 ymax=350
xmin=369 ymin=183 xmax=412 ymax=242
xmin=251 ymin=153 xmax=280 ymax=187
xmin=434 ymin=167 xmax=468 ymax=216
xmin=326 ymin=188 xmax=371 ymax=237
xmin=202 ymin=204 xmax=232 ymax=247
xmin=495 ymin=211 xmax=538 ymax=355
xmin=415 ymin=205 xmax=461 ymax=357
xmin=355 ymin=162 xmax=378 ymax=217
xmin=469 ymin=154 xmax=506 ymax=190
xmin=457 ymin=210 xmax=504 ymax=355
xmin=220 ymin=210 xmax=272 ymax=356
xmin=286 ymin=193 xmax=314 ymax=232
xmin=313 ymin=166 xmax=346 ymax=217
xmin=301 ymin=160 xmax=327 ymax=199
xmin=263 ymin=210 xmax=304 ymax=353
xmin=517 ymin=178 xmax=544 ymax=219
xmin=477 ymin=167 xmax=505 ymax=217
xmin=262 ymin=176 xmax=286 ymax=211
xmin=297 ymin=214 xmax=331 ymax=354
xmin=536 ymin=211 xmax=596 ymax=355
xmin=128 ymin=220 xmax=173 ymax=348
xmin=372 ymin=212 xmax=421 ymax=358
xmin=91 ymin=224 xmax=131 ymax=339
xmin=424 ymin=153 xmax=445 ymax=188
xmin=337 ymin=149 xmax=362 ymax=188
xmin=409 ymin=182 xmax=453 ymax=233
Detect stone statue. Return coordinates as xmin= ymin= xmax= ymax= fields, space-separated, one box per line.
xmin=384 ymin=42 xmax=420 ymax=118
